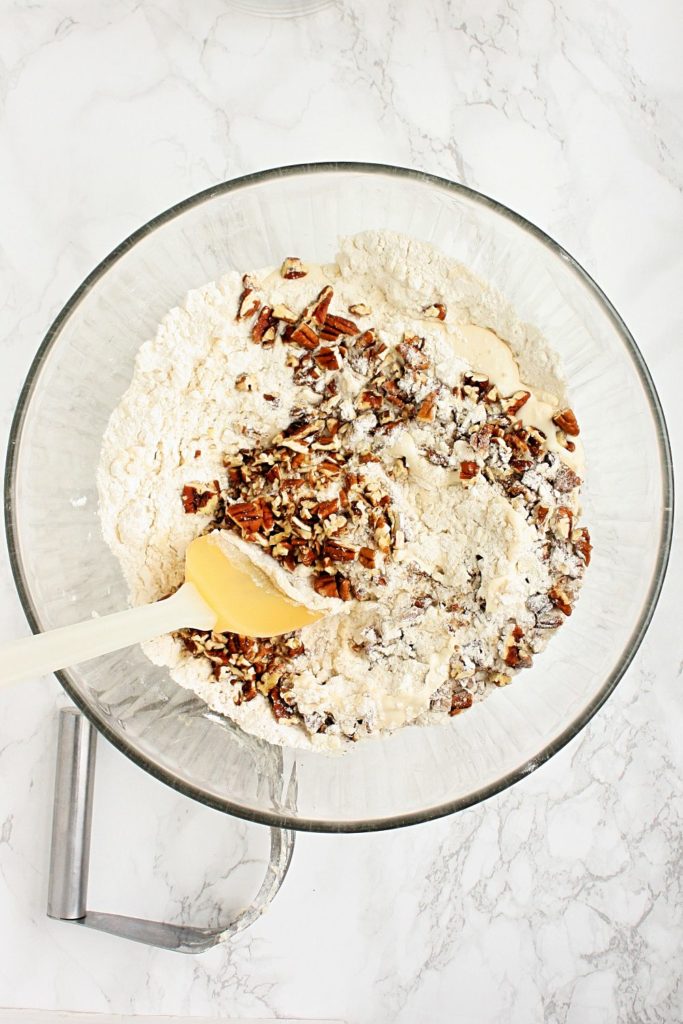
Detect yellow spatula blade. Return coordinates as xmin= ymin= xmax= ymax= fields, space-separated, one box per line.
xmin=185 ymin=533 xmax=324 ymax=637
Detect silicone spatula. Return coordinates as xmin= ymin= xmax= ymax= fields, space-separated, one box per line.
xmin=0 ymin=534 xmax=324 ymax=686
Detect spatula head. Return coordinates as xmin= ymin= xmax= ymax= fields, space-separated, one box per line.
xmin=185 ymin=533 xmax=325 ymax=637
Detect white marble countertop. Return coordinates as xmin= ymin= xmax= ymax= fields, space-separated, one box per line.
xmin=1 ymin=1 xmax=681 ymax=1021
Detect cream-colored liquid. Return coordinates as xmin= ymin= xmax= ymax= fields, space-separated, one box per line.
xmin=456 ymin=324 xmax=583 ymax=472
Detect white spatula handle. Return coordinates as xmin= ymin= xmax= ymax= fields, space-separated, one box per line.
xmin=0 ymin=583 xmax=216 ymax=687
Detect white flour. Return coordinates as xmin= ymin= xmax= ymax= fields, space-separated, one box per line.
xmin=98 ymin=231 xmax=585 ymax=751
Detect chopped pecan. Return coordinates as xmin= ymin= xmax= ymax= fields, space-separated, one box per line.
xmin=269 ymin=683 xmax=297 ymax=719
xmin=397 ymin=336 xmax=430 ymax=370
xmin=307 ymin=286 xmax=334 ymax=326
xmin=425 ymin=448 xmax=449 ymax=467
xmin=422 ymin=302 xmax=447 ymax=321
xmin=312 ymin=498 xmax=339 ymax=518
xmin=323 ymin=540 xmax=356 ymax=562
xmin=556 ymin=430 xmax=576 ymax=453
xmin=374 ymin=516 xmax=391 ymax=553
xmin=235 ymin=372 xmax=256 ymax=392
xmin=313 ymin=572 xmax=340 ymax=598
xmin=526 ymin=428 xmax=546 ymax=457
xmin=315 ymin=346 xmax=342 ymax=371
xmin=553 ymin=464 xmax=581 ymax=493
xmin=338 ymin=577 xmax=353 ymax=601
xmin=358 ymin=546 xmax=377 ymax=569
xmin=236 ymin=278 xmax=260 ymax=321
xmin=349 ymin=303 xmax=372 ymax=316
xmin=252 ymin=305 xmax=274 ymax=344
xmin=504 ymin=644 xmax=532 ymax=669
xmin=181 ymin=481 xmax=220 ymax=515
xmin=552 ymin=408 xmax=580 ymax=436
xmin=358 ymin=391 xmax=382 ymax=410
xmin=299 ymin=547 xmax=316 ymax=567
xmin=501 ymin=391 xmax=531 ymax=416
xmin=289 ymin=321 xmax=319 ymax=351
xmin=572 ymin=527 xmax=592 ymax=566
xmin=462 ymin=372 xmax=492 ymax=399
xmin=548 ymin=585 xmax=572 ymax=616
xmin=225 ymin=499 xmax=264 ymax=532
xmin=272 ymin=304 xmax=297 ymax=323
xmin=504 ymin=625 xmax=532 ymax=668
xmin=322 ymin=313 xmax=359 ymax=337
xmin=355 ymin=328 xmax=377 ymax=350
xmin=416 ymin=391 xmax=438 ymax=422
xmin=459 ymin=460 xmax=479 ymax=480
xmin=449 ymin=689 xmax=473 ymax=715
xmin=534 ymin=504 xmax=549 ymax=525
xmin=470 ymin=423 xmax=498 ymax=452
xmin=240 ymin=680 xmax=258 ymax=703
xmin=281 ymin=256 xmax=307 ymax=280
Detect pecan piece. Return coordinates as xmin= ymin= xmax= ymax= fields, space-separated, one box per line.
xmin=503 ymin=626 xmax=532 ymax=668
xmin=315 ymin=346 xmax=342 ymax=371
xmin=181 ymin=481 xmax=220 ymax=515
xmin=306 ymin=286 xmax=334 ymax=326
xmin=289 ymin=321 xmax=319 ymax=351
xmin=449 ymin=689 xmax=473 ymax=715
xmin=534 ymin=504 xmax=549 ymax=525
xmin=312 ymin=498 xmax=339 ymax=519
xmin=225 ymin=499 xmax=264 ymax=532
xmin=252 ymin=305 xmax=274 ymax=344
xmin=462 ymin=372 xmax=492 ymax=400
xmin=235 ymin=372 xmax=256 ymax=392
xmin=459 ymin=460 xmax=479 ymax=480
xmin=553 ymin=464 xmax=582 ymax=493
xmin=313 ymin=572 xmax=340 ymax=598
xmin=422 ymin=302 xmax=447 ymax=320
xmin=416 ymin=391 xmax=438 ymax=422
xmin=298 ymin=547 xmax=316 ymax=567
xmin=269 ymin=683 xmax=297 ymax=719
xmin=470 ymin=423 xmax=498 ymax=452
xmin=281 ymin=256 xmax=307 ymax=280
xmin=552 ymin=408 xmax=580 ymax=436
xmin=572 ymin=526 xmax=592 ymax=566
xmin=322 ymin=313 xmax=359 ymax=337
xmin=556 ymin=430 xmax=576 ymax=453
xmin=398 ymin=337 xmax=430 ymax=370
xmin=357 ymin=391 xmax=382 ymax=410
xmin=236 ymin=277 xmax=260 ymax=321
xmin=501 ymin=390 xmax=531 ymax=416
xmin=354 ymin=328 xmax=376 ymax=349
xmin=504 ymin=644 xmax=532 ymax=669
xmin=349 ymin=303 xmax=372 ymax=316
xmin=548 ymin=585 xmax=572 ymax=616
xmin=323 ymin=541 xmax=356 ymax=562
xmin=272 ymin=304 xmax=297 ymax=323
xmin=358 ymin=546 xmax=377 ymax=569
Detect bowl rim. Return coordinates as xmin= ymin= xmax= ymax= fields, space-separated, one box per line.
xmin=4 ymin=161 xmax=674 ymax=833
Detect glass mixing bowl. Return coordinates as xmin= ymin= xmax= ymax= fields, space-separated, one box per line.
xmin=5 ymin=163 xmax=673 ymax=832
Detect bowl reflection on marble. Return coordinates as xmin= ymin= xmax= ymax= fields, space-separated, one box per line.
xmin=4 ymin=163 xmax=673 ymax=832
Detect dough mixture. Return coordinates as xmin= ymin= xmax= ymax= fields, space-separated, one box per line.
xmin=98 ymin=232 xmax=591 ymax=751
